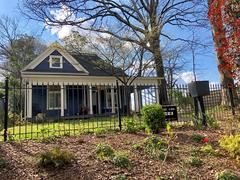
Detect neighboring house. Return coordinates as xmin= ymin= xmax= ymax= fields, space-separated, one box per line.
xmin=21 ymin=43 xmax=160 ymax=119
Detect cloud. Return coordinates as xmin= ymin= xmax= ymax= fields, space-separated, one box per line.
xmin=45 ymin=4 xmax=114 ymax=41
xmin=180 ymin=71 xmax=195 ymax=84
xmin=49 ymin=25 xmax=74 ymax=39
xmin=46 ymin=5 xmax=89 ymax=39
xmin=45 ymin=5 xmax=75 ymax=39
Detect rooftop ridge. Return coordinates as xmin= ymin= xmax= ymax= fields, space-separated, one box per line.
xmin=70 ymin=51 xmax=98 ymax=56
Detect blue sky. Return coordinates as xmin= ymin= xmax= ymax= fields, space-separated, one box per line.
xmin=0 ymin=0 xmax=58 ymax=42
xmin=0 ymin=0 xmax=220 ymax=83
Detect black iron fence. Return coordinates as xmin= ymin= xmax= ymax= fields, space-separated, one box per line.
xmin=0 ymin=79 xmax=239 ymax=141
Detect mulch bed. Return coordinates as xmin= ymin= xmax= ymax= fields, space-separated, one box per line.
xmin=0 ymin=126 xmax=239 ymax=180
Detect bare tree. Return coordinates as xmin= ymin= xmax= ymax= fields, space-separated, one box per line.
xmin=0 ymin=16 xmax=46 ymax=81
xmin=61 ymin=30 xmax=87 ymax=53
xmin=62 ymin=30 xmax=153 ymax=85
xmin=0 ymin=16 xmax=20 ymax=74
xmin=21 ymin=0 xmax=207 ymax=104
xmin=88 ymin=36 xmax=152 ymax=86
xmin=0 ymin=16 xmax=47 ymax=117
xmin=91 ymin=36 xmax=153 ymax=114
xmin=67 ymin=34 xmax=152 ymax=114
xmin=162 ymin=45 xmax=187 ymax=89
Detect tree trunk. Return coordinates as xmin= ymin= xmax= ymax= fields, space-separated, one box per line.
xmin=208 ymin=0 xmax=238 ymax=106
xmin=219 ymin=75 xmax=236 ymax=106
xmin=152 ymin=38 xmax=169 ymax=105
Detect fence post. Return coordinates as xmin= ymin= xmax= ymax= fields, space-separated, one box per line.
xmin=116 ymin=80 xmax=122 ymax=131
xmin=4 ymin=78 xmax=9 ymax=142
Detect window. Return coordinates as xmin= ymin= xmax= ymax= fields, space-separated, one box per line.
xmin=47 ymin=85 xmax=61 ymax=109
xmin=49 ymin=55 xmax=63 ymax=68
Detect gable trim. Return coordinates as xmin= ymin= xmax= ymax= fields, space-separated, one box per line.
xmin=22 ymin=44 xmax=89 ymax=74
xmin=21 ymin=72 xmax=89 ymax=76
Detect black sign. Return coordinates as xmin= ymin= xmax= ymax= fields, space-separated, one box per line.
xmin=162 ymin=105 xmax=178 ymax=121
xmin=188 ymin=81 xmax=210 ymax=97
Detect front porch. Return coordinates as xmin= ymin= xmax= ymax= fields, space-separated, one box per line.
xmin=23 ymin=76 xmax=160 ymax=119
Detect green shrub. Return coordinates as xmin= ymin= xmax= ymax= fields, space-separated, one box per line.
xmin=112 ymin=153 xmax=132 ymax=169
xmin=96 ymin=143 xmax=133 ymax=168
xmin=40 ymin=127 xmax=50 ymax=137
xmin=38 ymin=147 xmax=74 ymax=168
xmin=132 ymin=136 xmax=169 ymax=160
xmin=132 ymin=143 xmax=142 ymax=150
xmin=191 ymin=133 xmax=205 ymax=143
xmin=215 ymin=170 xmax=238 ymax=180
xmin=141 ymin=104 xmax=166 ymax=133
xmin=96 ymin=143 xmax=115 ymax=160
xmin=144 ymin=136 xmax=167 ymax=150
xmin=190 ymin=147 xmax=201 ymax=157
xmin=185 ymin=156 xmax=203 ymax=167
xmin=192 ymin=116 xmax=204 ymax=130
xmin=200 ymin=144 xmax=217 ymax=155
xmin=0 ymin=156 xmax=6 ymax=168
xmin=206 ymin=114 xmax=220 ymax=129
xmin=124 ymin=117 xmax=138 ymax=133
xmin=143 ymin=136 xmax=167 ymax=160
xmin=95 ymin=128 xmax=107 ymax=137
xmin=219 ymin=134 xmax=240 ymax=162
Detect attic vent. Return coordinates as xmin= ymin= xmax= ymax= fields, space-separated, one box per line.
xmin=49 ymin=55 xmax=63 ymax=69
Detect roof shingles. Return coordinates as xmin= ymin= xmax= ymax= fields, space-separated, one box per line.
xmin=22 ymin=50 xmax=124 ymax=77
xmin=72 ymin=53 xmax=123 ymax=76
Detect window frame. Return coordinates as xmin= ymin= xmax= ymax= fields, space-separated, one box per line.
xmin=47 ymin=85 xmax=66 ymax=110
xmin=49 ymin=55 xmax=63 ymax=69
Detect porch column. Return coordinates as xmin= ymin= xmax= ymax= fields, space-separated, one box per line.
xmin=27 ymin=82 xmax=32 ymax=118
xmin=111 ymin=85 xmax=115 ymax=113
xmin=138 ymin=89 xmax=142 ymax=110
xmin=155 ymin=84 xmax=160 ymax=104
xmin=89 ymin=85 xmax=93 ymax=115
xmin=98 ymin=88 xmax=101 ymax=114
xmin=60 ymin=83 xmax=64 ymax=116
xmin=83 ymin=85 xmax=87 ymax=106
xmin=134 ymin=84 xmax=139 ymax=112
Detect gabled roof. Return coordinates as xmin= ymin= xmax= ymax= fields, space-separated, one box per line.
xmin=71 ymin=53 xmax=125 ymax=76
xmin=22 ymin=43 xmax=125 ymax=77
xmin=22 ymin=42 xmax=89 ymax=74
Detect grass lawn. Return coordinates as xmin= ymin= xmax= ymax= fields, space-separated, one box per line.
xmin=0 ymin=105 xmax=234 ymax=141
xmin=1 ymin=117 xmax=144 ymax=141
